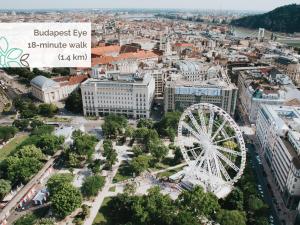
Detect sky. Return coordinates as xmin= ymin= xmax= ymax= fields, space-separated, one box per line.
xmin=1 ymin=0 xmax=300 ymax=11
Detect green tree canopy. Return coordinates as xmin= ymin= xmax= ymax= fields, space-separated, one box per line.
xmin=34 ymin=218 xmax=55 ymax=225
xmin=176 ymin=186 xmax=220 ymax=219
xmin=149 ymin=140 xmax=168 ymax=162
xmin=47 ymin=173 xmax=74 ymax=195
xmin=216 ymin=209 xmax=247 ymax=225
xmin=222 ymin=188 xmax=244 ymax=211
xmin=247 ymin=195 xmax=265 ymax=212
xmin=0 ymin=126 xmax=17 ymax=142
xmin=81 ymin=175 xmax=105 ymax=198
xmin=38 ymin=103 xmax=58 ymax=117
xmin=71 ymin=132 xmax=97 ymax=158
xmin=102 ymin=114 xmax=128 ymax=137
xmin=130 ymin=155 xmax=151 ymax=175
xmin=13 ymin=119 xmax=30 ymax=131
xmin=137 ymin=118 xmax=154 ymax=129
xmin=31 ymin=125 xmax=54 ymax=136
xmin=0 ymin=179 xmax=11 ymax=200
xmin=36 ymin=134 xmax=64 ymax=155
xmin=65 ymin=88 xmax=83 ymax=114
xmin=51 ymin=183 xmax=82 ymax=218
xmin=5 ymin=156 xmax=42 ymax=184
xmin=16 ymin=145 xmax=45 ymax=161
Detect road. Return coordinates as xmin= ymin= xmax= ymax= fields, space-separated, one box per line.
xmin=247 ymin=143 xmax=281 ymax=225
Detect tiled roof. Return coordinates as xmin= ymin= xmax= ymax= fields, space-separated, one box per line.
xmin=174 ymin=43 xmax=194 ymax=47
xmin=52 ymin=75 xmax=88 ymax=86
xmin=92 ymin=45 xmax=121 ymax=56
xmin=91 ymin=50 xmax=158 ymax=67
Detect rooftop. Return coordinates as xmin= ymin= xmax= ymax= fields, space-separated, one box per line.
xmin=30 ymin=75 xmax=59 ymax=90
xmin=82 ymin=72 xmax=153 ymax=86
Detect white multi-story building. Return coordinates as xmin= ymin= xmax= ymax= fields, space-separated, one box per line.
xmin=237 ymin=67 xmax=288 ymax=123
xmin=81 ymin=72 xmax=155 ymax=118
xmin=164 ymin=62 xmax=237 ymax=116
xmin=256 ymin=105 xmax=300 ymax=209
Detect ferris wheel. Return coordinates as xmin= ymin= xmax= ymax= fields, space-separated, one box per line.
xmin=177 ymin=103 xmax=246 ymax=197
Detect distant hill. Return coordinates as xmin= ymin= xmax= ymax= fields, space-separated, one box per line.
xmin=230 ymin=4 xmax=300 ymax=33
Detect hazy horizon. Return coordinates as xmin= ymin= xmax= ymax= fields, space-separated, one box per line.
xmin=1 ymin=0 xmax=300 ymax=11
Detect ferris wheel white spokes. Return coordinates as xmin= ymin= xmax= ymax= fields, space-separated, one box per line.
xmin=177 ymin=103 xmax=246 ymax=197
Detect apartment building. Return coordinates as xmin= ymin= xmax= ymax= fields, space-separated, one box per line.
xmin=256 ymin=105 xmax=300 ymax=209
xmin=81 ymin=72 xmax=155 ymax=118
xmin=274 ymin=56 xmax=300 ymax=86
xmin=237 ymin=67 xmax=291 ymax=123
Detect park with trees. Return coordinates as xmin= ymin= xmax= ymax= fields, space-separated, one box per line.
xmin=0 ymin=110 xmax=271 ymax=225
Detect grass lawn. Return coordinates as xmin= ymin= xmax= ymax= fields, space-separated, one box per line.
xmin=0 ymin=133 xmax=29 ymax=162
xmin=93 ymin=197 xmax=112 ymax=225
xmin=113 ymin=161 xmax=134 ymax=183
xmin=38 ymin=116 xmax=71 ymax=123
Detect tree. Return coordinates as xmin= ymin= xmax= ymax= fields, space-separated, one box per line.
xmin=173 ymin=210 xmax=198 ymax=225
xmin=36 ymin=134 xmax=64 ymax=155
xmin=38 ymin=103 xmax=58 ymax=117
xmin=65 ymin=88 xmax=83 ymax=114
xmin=132 ymin=146 xmax=144 ymax=157
xmin=81 ymin=175 xmax=105 ymax=198
xmin=0 ymin=126 xmax=17 ymax=142
xmin=0 ymin=179 xmax=11 ymax=200
xmin=130 ymin=155 xmax=150 ymax=175
xmin=52 ymin=67 xmax=70 ymax=76
xmin=177 ymin=186 xmax=220 ymax=218
xmin=103 ymin=139 xmax=113 ymax=157
xmin=72 ymin=132 xmax=96 ymax=157
xmin=13 ymin=213 xmax=36 ymax=225
xmin=88 ymin=159 xmax=102 ymax=174
xmin=223 ymin=188 xmax=244 ymax=211
xmin=31 ymin=125 xmax=54 ymax=136
xmin=124 ymin=126 xmax=134 ymax=139
xmin=81 ymin=204 xmax=90 ymax=218
xmin=149 ymin=141 xmax=168 ymax=162
xmin=30 ymin=119 xmax=44 ymax=129
xmin=34 ymin=218 xmax=55 ymax=225
xmin=124 ymin=182 xmax=137 ymax=196
xmin=5 ymin=156 xmax=42 ymax=184
xmin=173 ymin=147 xmax=183 ymax=165
xmin=154 ymin=112 xmax=181 ymax=138
xmin=51 ymin=183 xmax=82 ymax=218
xmin=255 ymin=217 xmax=269 ymax=225
xmin=106 ymin=149 xmax=118 ymax=170
xmin=137 ymin=118 xmax=154 ymax=129
xmin=47 ymin=173 xmax=74 ymax=195
xmin=102 ymin=114 xmax=128 ymax=137
xmin=216 ymin=209 xmax=246 ymax=225
xmin=247 ymin=195 xmax=265 ymax=212
xmin=16 ymin=145 xmax=45 ymax=161
xmin=13 ymin=119 xmax=30 ymax=131
xmin=67 ymin=152 xmax=81 ymax=168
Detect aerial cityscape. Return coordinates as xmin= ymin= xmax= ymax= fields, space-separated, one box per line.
xmin=0 ymin=1 xmax=300 ymax=225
